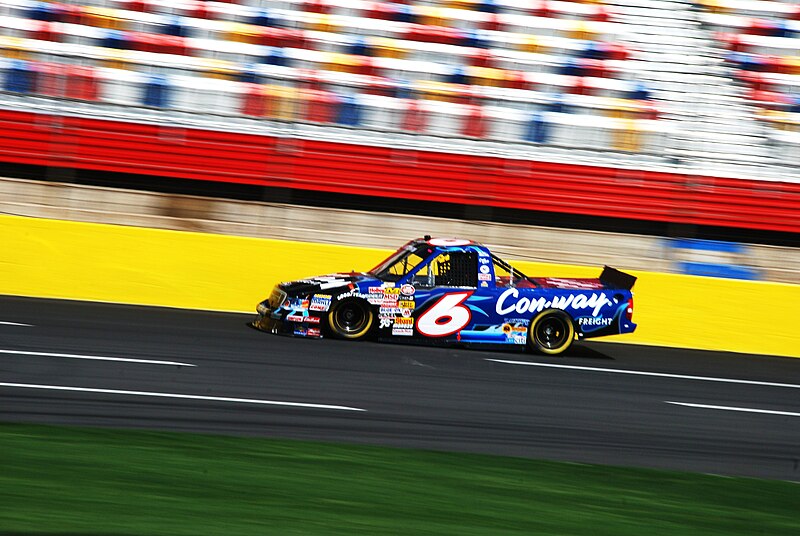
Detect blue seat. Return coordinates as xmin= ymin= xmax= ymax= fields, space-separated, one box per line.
xmin=4 ymin=60 xmax=36 ymax=94
xmin=525 ymin=111 xmax=549 ymax=143
xmin=143 ymin=75 xmax=170 ymax=108
xmin=102 ymin=30 xmax=129 ymax=50
xmin=336 ymin=95 xmax=362 ymax=126
xmin=163 ymin=17 xmax=188 ymax=38
xmin=262 ymin=47 xmax=290 ymax=67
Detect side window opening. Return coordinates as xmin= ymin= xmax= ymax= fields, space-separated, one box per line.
xmin=492 ymin=254 xmax=535 ymax=288
xmin=414 ymin=251 xmax=477 ymax=287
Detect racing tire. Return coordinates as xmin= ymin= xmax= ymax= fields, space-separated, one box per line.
xmin=327 ymin=298 xmax=374 ymax=340
xmin=528 ymin=309 xmax=575 ymax=356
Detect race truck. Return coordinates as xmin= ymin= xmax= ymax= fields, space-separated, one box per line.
xmin=253 ymin=237 xmax=637 ymax=355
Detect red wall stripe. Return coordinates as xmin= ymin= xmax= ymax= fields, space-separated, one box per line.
xmin=0 ymin=109 xmax=798 ymax=233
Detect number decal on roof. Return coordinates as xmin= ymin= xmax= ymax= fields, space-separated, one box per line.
xmin=428 ymin=238 xmax=471 ymax=247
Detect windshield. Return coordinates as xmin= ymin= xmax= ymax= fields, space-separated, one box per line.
xmin=370 ymin=243 xmax=432 ymax=282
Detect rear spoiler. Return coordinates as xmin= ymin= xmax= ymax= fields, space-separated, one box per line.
xmin=599 ymin=266 xmax=637 ymax=290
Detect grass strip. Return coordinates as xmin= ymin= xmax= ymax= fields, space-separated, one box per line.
xmin=1 ymin=423 xmax=798 ymax=535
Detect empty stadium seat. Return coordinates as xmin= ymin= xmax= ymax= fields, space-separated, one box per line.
xmin=0 ymin=0 xmax=663 ymax=154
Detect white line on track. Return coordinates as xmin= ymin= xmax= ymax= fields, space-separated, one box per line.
xmin=666 ymin=401 xmax=800 ymax=418
xmin=0 ymin=349 xmax=196 ymax=367
xmin=0 ymin=321 xmax=33 ymax=327
xmin=486 ymin=359 xmax=800 ymax=390
xmin=0 ymin=382 xmax=367 ymax=412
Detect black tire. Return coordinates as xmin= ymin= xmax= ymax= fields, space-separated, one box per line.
xmin=327 ymin=298 xmax=374 ymax=340
xmin=528 ymin=309 xmax=575 ymax=356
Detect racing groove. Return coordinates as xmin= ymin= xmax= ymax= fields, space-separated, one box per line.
xmin=1 ymin=296 xmax=799 ymax=480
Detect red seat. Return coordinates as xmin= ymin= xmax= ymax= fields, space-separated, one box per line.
xmin=462 ymin=104 xmax=486 ymax=138
xmin=30 ymin=21 xmax=61 ymax=42
xmin=242 ymin=83 xmax=266 ymax=116
xmin=125 ymin=1 xmax=150 ymax=13
xmin=401 ymin=99 xmax=427 ymax=132
xmin=35 ymin=62 xmax=66 ymax=97
xmin=66 ymin=65 xmax=99 ymax=101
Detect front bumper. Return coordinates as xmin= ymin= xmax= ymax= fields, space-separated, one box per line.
xmin=251 ymin=300 xmax=282 ymax=333
xmin=252 ymin=300 xmax=323 ymax=338
xmin=252 ymin=313 xmax=281 ymax=333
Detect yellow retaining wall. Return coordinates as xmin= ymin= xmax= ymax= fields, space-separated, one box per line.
xmin=2 ymin=215 xmax=798 ymax=358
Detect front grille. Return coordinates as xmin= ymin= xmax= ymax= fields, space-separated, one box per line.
xmin=268 ymin=286 xmax=287 ymax=309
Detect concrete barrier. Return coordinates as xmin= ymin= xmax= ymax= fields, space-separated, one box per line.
xmin=2 ymin=214 xmax=798 ymax=358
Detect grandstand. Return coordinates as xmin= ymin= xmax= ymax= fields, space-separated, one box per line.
xmin=0 ymin=0 xmax=798 ymax=242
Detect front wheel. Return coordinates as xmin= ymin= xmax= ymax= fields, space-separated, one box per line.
xmin=528 ymin=309 xmax=575 ymax=356
xmin=327 ymin=299 xmax=374 ymax=340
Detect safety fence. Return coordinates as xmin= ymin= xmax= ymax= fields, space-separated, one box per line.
xmin=2 ymin=107 xmax=797 ymax=234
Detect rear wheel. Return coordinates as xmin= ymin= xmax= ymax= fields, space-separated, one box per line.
xmin=528 ymin=309 xmax=575 ymax=356
xmin=327 ymin=299 xmax=374 ymax=340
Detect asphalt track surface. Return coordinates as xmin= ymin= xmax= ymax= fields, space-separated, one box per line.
xmin=1 ymin=295 xmax=799 ymax=481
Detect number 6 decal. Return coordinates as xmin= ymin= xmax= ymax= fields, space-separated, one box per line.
xmin=417 ymin=291 xmax=474 ymax=337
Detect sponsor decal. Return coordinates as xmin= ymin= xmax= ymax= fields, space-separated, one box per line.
xmin=577 ymin=316 xmax=613 ymax=332
xmin=480 ymin=281 xmax=489 ymax=288
xmin=504 ymin=317 xmax=530 ymax=327
xmin=379 ymin=307 xmax=413 ymax=318
xmin=379 ymin=317 xmax=394 ymax=329
xmin=496 ymin=289 xmax=612 ymax=317
xmin=480 ymin=265 xmax=490 ymax=274
xmin=286 ymin=314 xmax=320 ymax=324
xmin=398 ymin=300 xmax=415 ymax=309
xmin=479 ymin=257 xmax=490 ymax=265
xmin=501 ymin=323 xmax=527 ymax=340
xmin=578 ymin=316 xmax=613 ymax=327
xmin=309 ymin=295 xmax=331 ymax=311
xmin=400 ymin=284 xmax=415 ymax=296
xmin=392 ymin=317 xmax=414 ymax=336
xmin=478 ymin=273 xmax=491 ymax=281
xmin=307 ymin=327 xmax=321 ymax=337
xmin=294 ymin=327 xmax=307 ymax=336
xmin=367 ymin=287 xmax=401 ymax=306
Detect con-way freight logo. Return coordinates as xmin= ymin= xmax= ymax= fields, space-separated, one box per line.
xmin=496 ymin=289 xmax=612 ymax=317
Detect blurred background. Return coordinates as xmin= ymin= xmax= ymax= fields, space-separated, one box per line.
xmin=0 ymin=0 xmax=798 ymax=282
